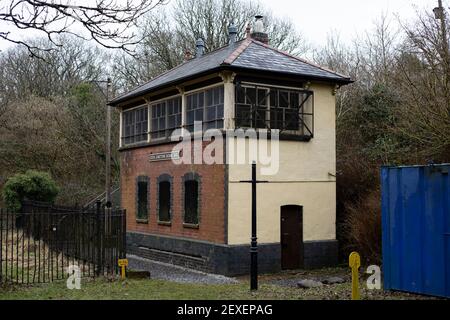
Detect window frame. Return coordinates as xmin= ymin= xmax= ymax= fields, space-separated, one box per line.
xmin=121 ymin=105 xmax=149 ymax=146
xmin=150 ymin=95 xmax=182 ymax=141
xmin=157 ymin=174 xmax=173 ymax=225
xmin=235 ymin=82 xmax=314 ymax=138
xmin=182 ymin=172 xmax=201 ymax=228
xmin=185 ymin=84 xmax=224 ymax=132
xmin=135 ymin=176 xmax=149 ymax=223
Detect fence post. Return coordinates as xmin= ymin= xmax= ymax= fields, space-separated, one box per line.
xmin=95 ymin=200 xmax=102 ymax=276
xmin=0 ymin=209 xmax=3 ymax=284
xmin=122 ymin=209 xmax=127 ymax=259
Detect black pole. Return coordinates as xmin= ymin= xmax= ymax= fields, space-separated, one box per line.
xmin=95 ymin=200 xmax=102 ymax=276
xmin=250 ymin=162 xmax=258 ymax=290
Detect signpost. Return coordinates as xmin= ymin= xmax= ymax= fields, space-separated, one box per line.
xmin=240 ymin=162 xmax=268 ymax=291
xmin=349 ymin=252 xmax=361 ymax=300
xmin=118 ymin=258 xmax=128 ymax=280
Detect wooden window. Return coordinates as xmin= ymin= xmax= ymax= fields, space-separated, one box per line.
xmin=136 ymin=176 xmax=149 ymax=221
xmin=235 ymin=86 xmax=269 ymax=128
xmin=167 ymin=97 xmax=182 ymax=136
xmin=150 ymin=96 xmax=182 ymax=140
xmin=235 ymin=84 xmax=314 ymax=137
xmin=183 ymin=176 xmax=199 ymax=225
xmin=186 ymin=85 xmax=224 ymax=132
xmin=158 ymin=176 xmax=172 ymax=223
xmin=122 ymin=106 xmax=148 ymax=145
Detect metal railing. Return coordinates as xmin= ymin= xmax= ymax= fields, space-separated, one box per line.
xmin=0 ymin=201 xmax=126 ymax=285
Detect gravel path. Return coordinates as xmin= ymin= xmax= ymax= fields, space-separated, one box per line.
xmin=127 ymin=254 xmax=239 ymax=285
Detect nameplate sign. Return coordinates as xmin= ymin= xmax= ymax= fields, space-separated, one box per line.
xmin=149 ymin=151 xmax=180 ymax=162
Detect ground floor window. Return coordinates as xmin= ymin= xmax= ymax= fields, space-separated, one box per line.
xmin=136 ymin=176 xmax=149 ymax=221
xmin=157 ymin=174 xmax=172 ymax=223
xmin=183 ymin=173 xmax=200 ymax=225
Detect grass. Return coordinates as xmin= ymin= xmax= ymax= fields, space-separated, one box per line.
xmin=1 ymin=229 xmax=94 ymax=284
xmin=0 ymin=273 xmax=436 ymax=300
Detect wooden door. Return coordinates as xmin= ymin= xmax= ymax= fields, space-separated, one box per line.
xmin=280 ymin=205 xmax=304 ymax=270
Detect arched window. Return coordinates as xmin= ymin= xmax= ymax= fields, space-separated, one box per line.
xmin=136 ymin=176 xmax=149 ymax=221
xmin=182 ymin=173 xmax=201 ymax=226
xmin=157 ymin=174 xmax=173 ymax=223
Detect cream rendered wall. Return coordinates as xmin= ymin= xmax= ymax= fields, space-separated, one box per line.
xmin=226 ymin=83 xmax=337 ymax=245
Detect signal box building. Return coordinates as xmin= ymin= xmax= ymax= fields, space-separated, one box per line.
xmin=109 ymin=18 xmax=352 ymax=275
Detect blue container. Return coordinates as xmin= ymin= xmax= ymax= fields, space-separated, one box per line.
xmin=381 ymin=164 xmax=450 ymax=298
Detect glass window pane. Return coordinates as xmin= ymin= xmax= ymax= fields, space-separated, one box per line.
xmin=236 ymin=87 xmax=245 ymax=103
xmin=206 ymin=106 xmax=215 ymax=121
xmin=279 ymin=91 xmax=289 ymax=108
xmin=257 ymin=89 xmax=267 ymax=106
xmin=195 ymin=109 xmax=203 ymax=121
xmin=159 ymin=181 xmax=171 ymax=222
xmin=137 ymin=179 xmax=148 ymax=219
xmin=246 ymin=87 xmax=256 ymax=105
xmin=217 ymin=104 xmax=224 ymax=119
xmin=213 ymin=87 xmax=220 ymax=105
xmin=187 ymin=111 xmax=194 ymax=125
xmin=184 ymin=180 xmax=198 ymax=224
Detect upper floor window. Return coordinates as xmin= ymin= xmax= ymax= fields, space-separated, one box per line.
xmin=235 ymin=83 xmax=314 ymax=138
xmin=122 ymin=106 xmax=148 ymax=145
xmin=186 ymin=85 xmax=224 ymax=132
xmin=151 ymin=96 xmax=182 ymax=140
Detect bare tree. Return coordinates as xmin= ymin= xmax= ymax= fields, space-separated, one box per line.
xmin=113 ymin=0 xmax=309 ymax=89
xmin=0 ymin=0 xmax=165 ymax=57
xmin=174 ymin=0 xmax=308 ymax=54
xmin=393 ymin=5 xmax=450 ymax=159
xmin=0 ymin=36 xmax=106 ymax=100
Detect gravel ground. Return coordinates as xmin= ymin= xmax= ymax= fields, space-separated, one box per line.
xmin=262 ymin=268 xmax=351 ymax=287
xmin=127 ymin=254 xmax=238 ymax=285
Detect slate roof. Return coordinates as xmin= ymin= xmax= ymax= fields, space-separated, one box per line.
xmin=110 ymin=38 xmax=352 ymax=106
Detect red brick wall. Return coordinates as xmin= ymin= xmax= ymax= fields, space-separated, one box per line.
xmin=120 ymin=141 xmax=226 ymax=244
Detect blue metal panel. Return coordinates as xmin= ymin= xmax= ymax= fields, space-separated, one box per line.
xmin=381 ymin=164 xmax=450 ymax=298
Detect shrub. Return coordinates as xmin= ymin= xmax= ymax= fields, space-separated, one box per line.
xmin=340 ymin=190 xmax=382 ymax=265
xmin=2 ymin=170 xmax=59 ymax=211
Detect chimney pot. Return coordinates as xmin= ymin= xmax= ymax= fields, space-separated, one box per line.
xmin=184 ymin=49 xmax=192 ymax=61
xmin=196 ymin=38 xmax=205 ymax=58
xmin=228 ymin=24 xmax=237 ymax=44
xmin=250 ymin=15 xmax=269 ymax=44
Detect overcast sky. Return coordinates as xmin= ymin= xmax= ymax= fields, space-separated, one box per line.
xmin=0 ymin=0 xmax=446 ymax=52
xmin=258 ymin=0 xmax=443 ymax=46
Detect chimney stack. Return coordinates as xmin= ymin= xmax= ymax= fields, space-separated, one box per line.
xmin=184 ymin=49 xmax=192 ymax=61
xmin=250 ymin=15 xmax=269 ymax=44
xmin=245 ymin=23 xmax=251 ymax=39
xmin=196 ymin=38 xmax=205 ymax=58
xmin=228 ymin=24 xmax=237 ymax=44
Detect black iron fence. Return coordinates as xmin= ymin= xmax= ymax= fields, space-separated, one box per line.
xmin=0 ymin=201 xmax=126 ymax=285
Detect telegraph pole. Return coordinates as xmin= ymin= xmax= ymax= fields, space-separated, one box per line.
xmin=105 ymin=77 xmax=112 ymax=208
xmin=436 ymin=0 xmax=448 ymax=55
xmin=240 ymin=162 xmax=268 ymax=290
xmin=434 ymin=0 xmax=449 ymax=88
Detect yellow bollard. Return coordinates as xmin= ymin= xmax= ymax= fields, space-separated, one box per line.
xmin=118 ymin=258 xmax=128 ymax=280
xmin=348 ymin=252 xmax=361 ymax=300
